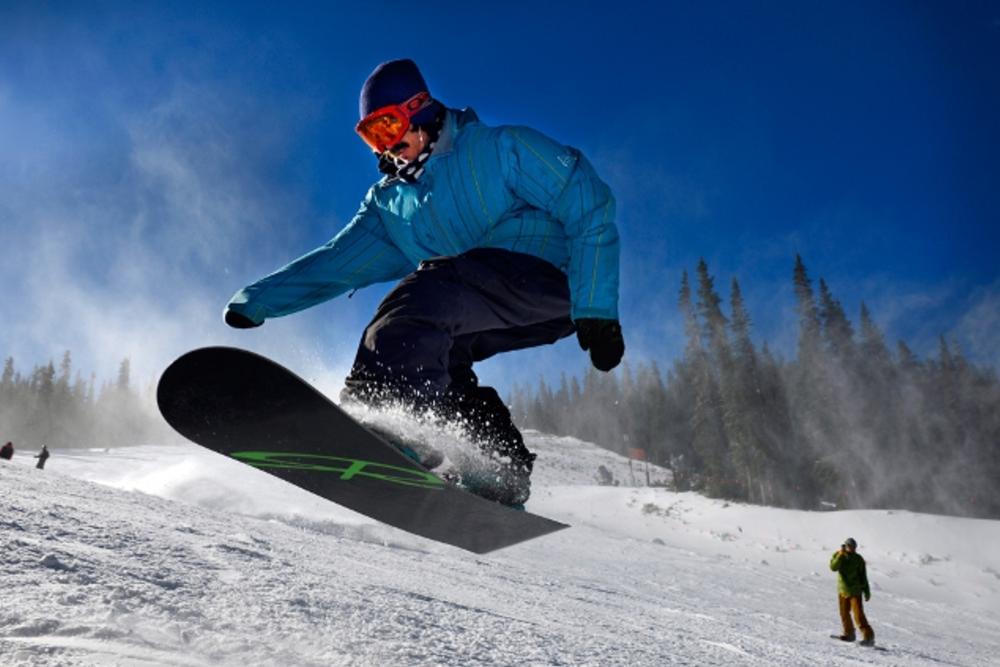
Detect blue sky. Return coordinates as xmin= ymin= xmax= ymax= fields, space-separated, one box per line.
xmin=1 ymin=2 xmax=998 ymax=395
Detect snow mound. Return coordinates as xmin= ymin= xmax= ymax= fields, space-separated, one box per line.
xmin=524 ymin=430 xmax=672 ymax=488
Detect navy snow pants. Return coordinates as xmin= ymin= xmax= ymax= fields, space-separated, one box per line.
xmin=344 ymin=248 xmax=575 ymax=402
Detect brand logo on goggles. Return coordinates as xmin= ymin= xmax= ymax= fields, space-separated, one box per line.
xmin=356 ymin=91 xmax=433 ymax=153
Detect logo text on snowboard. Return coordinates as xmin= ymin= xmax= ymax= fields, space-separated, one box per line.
xmin=231 ymin=451 xmax=445 ymax=490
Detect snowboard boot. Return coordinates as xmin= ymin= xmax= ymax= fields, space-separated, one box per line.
xmin=341 ymin=378 xmax=535 ymax=505
xmin=458 ymin=470 xmax=530 ymax=510
xmin=446 ymin=386 xmax=536 ymax=508
xmin=836 ymin=635 xmax=856 ymax=642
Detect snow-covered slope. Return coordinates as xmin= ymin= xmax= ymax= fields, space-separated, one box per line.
xmin=2 ymin=435 xmax=999 ymax=666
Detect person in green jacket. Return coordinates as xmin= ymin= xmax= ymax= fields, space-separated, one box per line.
xmin=829 ymin=537 xmax=875 ymax=645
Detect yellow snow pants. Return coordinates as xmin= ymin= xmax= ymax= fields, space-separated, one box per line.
xmin=838 ymin=594 xmax=874 ymax=642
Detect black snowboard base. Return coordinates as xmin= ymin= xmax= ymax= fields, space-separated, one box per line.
xmin=157 ymin=346 xmax=568 ymax=554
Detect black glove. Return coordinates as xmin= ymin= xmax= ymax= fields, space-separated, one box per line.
xmin=224 ymin=309 xmax=262 ymax=329
xmin=575 ymin=318 xmax=624 ymax=372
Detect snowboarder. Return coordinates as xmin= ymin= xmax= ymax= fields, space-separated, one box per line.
xmin=830 ymin=537 xmax=875 ymax=646
xmin=34 ymin=445 xmax=50 ymax=470
xmin=0 ymin=441 xmax=13 ymax=461
xmin=224 ymin=59 xmax=623 ymax=507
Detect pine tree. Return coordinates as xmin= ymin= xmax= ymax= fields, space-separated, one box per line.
xmin=553 ymin=373 xmax=571 ymax=433
xmin=757 ymin=343 xmax=801 ymax=506
xmin=526 ymin=377 xmax=552 ymax=433
xmin=789 ymin=257 xmax=835 ymax=507
xmin=896 ymin=341 xmax=921 ymax=374
xmin=850 ymin=302 xmax=898 ymax=506
xmin=57 ymin=351 xmax=72 ymax=396
xmin=691 ymin=260 xmax=735 ymax=497
xmin=570 ymin=376 xmax=582 ymax=407
xmin=37 ymin=361 xmax=56 ymax=401
xmin=117 ymin=358 xmax=131 ymax=392
xmin=1 ymin=356 xmax=13 ymax=400
xmin=727 ymin=279 xmax=773 ymax=502
xmin=858 ymin=303 xmax=891 ymax=368
xmin=635 ymin=361 xmax=670 ymax=468
xmin=818 ymin=279 xmax=855 ymax=362
xmin=793 ymin=255 xmax=823 ymax=364
xmin=667 ymin=271 xmax=703 ymax=490
xmin=680 ymin=271 xmax=700 ymax=358
xmin=508 ymin=383 xmax=528 ymax=427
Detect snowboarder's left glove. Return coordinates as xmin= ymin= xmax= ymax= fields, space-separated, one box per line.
xmin=575 ymin=318 xmax=625 ymax=372
xmin=864 ymin=593 xmax=871 ymax=602
xmin=224 ymin=309 xmax=262 ymax=329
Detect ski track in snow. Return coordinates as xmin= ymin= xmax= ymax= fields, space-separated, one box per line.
xmin=1 ymin=432 xmax=999 ymax=666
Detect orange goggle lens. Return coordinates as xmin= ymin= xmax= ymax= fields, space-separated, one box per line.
xmin=355 ymin=91 xmax=432 ymax=153
xmin=356 ymin=112 xmax=407 ymax=153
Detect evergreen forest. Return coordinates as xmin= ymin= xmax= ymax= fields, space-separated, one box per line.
xmin=510 ymin=256 xmax=1000 ymax=519
xmin=0 ymin=353 xmax=167 ymax=452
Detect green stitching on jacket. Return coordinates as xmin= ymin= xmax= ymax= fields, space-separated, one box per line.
xmin=588 ymin=203 xmax=612 ymax=308
xmin=350 ymin=247 xmax=389 ymax=280
xmin=467 ymin=130 xmax=493 ymax=236
xmin=510 ymin=129 xmax=567 ymax=184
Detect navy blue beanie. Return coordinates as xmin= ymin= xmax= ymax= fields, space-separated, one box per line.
xmin=359 ymin=59 xmax=440 ymax=127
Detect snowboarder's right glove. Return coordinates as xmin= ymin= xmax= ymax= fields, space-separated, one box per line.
xmin=224 ymin=309 xmax=262 ymax=329
xmin=575 ymin=318 xmax=625 ymax=372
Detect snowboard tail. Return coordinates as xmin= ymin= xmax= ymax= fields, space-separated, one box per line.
xmin=157 ymin=346 xmax=568 ymax=553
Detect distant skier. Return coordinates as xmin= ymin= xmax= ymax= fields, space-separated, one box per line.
xmin=596 ymin=464 xmax=615 ymax=486
xmin=0 ymin=441 xmax=13 ymax=461
xmin=224 ymin=59 xmax=623 ymax=508
xmin=34 ymin=445 xmax=50 ymax=470
xmin=830 ymin=537 xmax=875 ymax=646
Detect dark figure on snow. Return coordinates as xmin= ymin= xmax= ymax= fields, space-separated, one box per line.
xmin=224 ymin=59 xmax=623 ymax=507
xmin=596 ymin=465 xmax=614 ymax=486
xmin=0 ymin=441 xmax=13 ymax=461
xmin=830 ymin=537 xmax=875 ymax=645
xmin=35 ymin=445 xmax=50 ymax=470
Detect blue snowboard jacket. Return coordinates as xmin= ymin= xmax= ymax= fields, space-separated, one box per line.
xmin=226 ymin=108 xmax=620 ymax=324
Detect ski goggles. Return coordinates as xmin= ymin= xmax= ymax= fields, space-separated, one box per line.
xmin=355 ymin=91 xmax=433 ymax=153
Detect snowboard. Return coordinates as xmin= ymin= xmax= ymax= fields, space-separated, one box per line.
xmin=829 ymin=635 xmax=886 ymax=651
xmin=156 ymin=346 xmax=568 ymax=554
